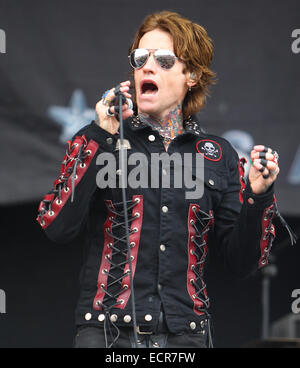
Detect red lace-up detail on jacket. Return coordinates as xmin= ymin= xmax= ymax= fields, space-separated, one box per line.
xmin=36 ymin=135 xmax=98 ymax=228
xmin=187 ymin=204 xmax=214 ymax=316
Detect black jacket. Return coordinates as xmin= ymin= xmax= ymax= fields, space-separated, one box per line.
xmin=37 ymin=116 xmax=276 ymax=335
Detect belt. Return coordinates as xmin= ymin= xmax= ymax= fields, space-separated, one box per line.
xmin=136 ymin=311 xmax=168 ymax=335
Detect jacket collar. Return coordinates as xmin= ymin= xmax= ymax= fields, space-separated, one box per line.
xmin=128 ymin=114 xmax=206 ymax=137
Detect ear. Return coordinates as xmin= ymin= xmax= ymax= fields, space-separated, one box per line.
xmin=187 ymin=70 xmax=202 ymax=88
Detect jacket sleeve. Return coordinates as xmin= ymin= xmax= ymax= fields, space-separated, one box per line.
xmin=212 ymin=145 xmax=277 ymax=278
xmin=36 ymin=121 xmax=118 ymax=244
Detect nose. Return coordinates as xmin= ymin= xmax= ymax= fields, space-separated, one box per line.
xmin=142 ymin=53 xmax=157 ymax=73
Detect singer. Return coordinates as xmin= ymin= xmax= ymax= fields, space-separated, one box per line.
xmin=37 ymin=11 xmax=288 ymax=348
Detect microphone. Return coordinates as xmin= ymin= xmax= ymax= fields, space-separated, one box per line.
xmin=112 ymin=85 xmax=133 ymax=112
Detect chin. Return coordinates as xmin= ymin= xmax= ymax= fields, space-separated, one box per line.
xmin=137 ymin=102 xmax=158 ymax=116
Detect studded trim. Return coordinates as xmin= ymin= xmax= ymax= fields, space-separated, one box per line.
xmin=238 ymin=157 xmax=247 ymax=204
xmin=129 ymin=115 xmax=204 ymax=136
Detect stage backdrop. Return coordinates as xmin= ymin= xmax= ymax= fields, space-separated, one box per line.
xmin=0 ymin=0 xmax=299 ymax=214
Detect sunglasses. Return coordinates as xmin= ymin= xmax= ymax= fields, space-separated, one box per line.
xmin=129 ymin=48 xmax=179 ymax=70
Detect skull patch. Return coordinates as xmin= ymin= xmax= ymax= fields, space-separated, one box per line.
xmin=196 ymin=140 xmax=222 ymax=161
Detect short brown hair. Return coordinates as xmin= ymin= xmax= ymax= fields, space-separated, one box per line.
xmin=129 ymin=11 xmax=217 ymax=119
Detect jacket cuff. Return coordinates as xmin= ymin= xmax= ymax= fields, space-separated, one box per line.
xmin=243 ymin=181 xmax=275 ymax=209
xmin=81 ymin=120 xmax=119 ymax=151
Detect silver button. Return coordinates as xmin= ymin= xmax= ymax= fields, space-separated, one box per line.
xmin=145 ymin=314 xmax=152 ymax=322
xmin=162 ymin=169 xmax=167 ymax=176
xmin=123 ymin=315 xmax=131 ymax=323
xmin=152 ymin=342 xmax=160 ymax=347
xmin=190 ymin=321 xmax=196 ymax=330
xmin=110 ymin=314 xmax=118 ymax=322
xmin=106 ymin=137 xmax=113 ymax=144
xmin=98 ymin=314 xmax=105 ymax=322
xmin=84 ymin=313 xmax=92 ymax=321
xmin=162 ymin=206 xmax=168 ymax=213
xmin=116 ymin=169 xmax=122 ymax=176
xmin=160 ymin=244 xmax=166 ymax=252
xmin=148 ymin=135 xmax=155 ymax=142
xmin=157 ymin=284 xmax=162 ymax=291
xmin=208 ymin=179 xmax=215 ymax=186
xmin=248 ymin=197 xmax=254 ymax=205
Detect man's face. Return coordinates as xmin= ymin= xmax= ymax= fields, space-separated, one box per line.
xmin=134 ymin=28 xmax=189 ymax=120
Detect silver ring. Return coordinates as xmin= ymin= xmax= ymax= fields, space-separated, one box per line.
xmin=106 ymin=106 xmax=114 ymax=117
xmin=272 ymin=150 xmax=279 ymax=163
xmin=270 ymin=169 xmax=277 ymax=175
xmin=126 ymin=98 xmax=133 ymax=110
xmin=101 ymin=98 xmax=111 ymax=106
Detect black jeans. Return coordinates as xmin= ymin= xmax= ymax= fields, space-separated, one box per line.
xmin=73 ymin=325 xmax=209 ymax=348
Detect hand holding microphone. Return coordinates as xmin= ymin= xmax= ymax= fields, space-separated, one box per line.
xmin=95 ymin=80 xmax=134 ymax=135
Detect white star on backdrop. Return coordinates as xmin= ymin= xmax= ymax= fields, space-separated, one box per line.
xmin=47 ymin=89 xmax=95 ymax=143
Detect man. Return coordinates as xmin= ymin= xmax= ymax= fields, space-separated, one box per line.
xmin=37 ymin=11 xmax=283 ymax=348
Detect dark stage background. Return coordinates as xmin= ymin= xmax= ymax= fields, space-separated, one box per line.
xmin=0 ymin=0 xmax=299 ymax=347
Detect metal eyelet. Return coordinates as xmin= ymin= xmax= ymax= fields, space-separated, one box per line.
xmin=86 ymin=150 xmax=92 ymax=155
xmin=102 ymin=269 xmax=108 ymax=274
xmin=192 ymin=206 xmax=197 ymax=211
xmin=119 ymin=299 xmax=124 ymax=304
xmin=56 ymin=199 xmax=62 ymax=205
xmin=191 ymin=236 xmax=195 ymax=242
xmin=107 ymin=242 xmax=112 ymax=248
xmin=261 ymin=259 xmax=267 ymax=265
xmin=80 ymin=163 xmax=86 ymax=168
xmin=130 ymin=256 xmax=134 ymax=261
xmin=190 ymin=220 xmax=194 ymax=225
xmin=132 ymin=227 xmax=138 ymax=233
xmin=135 ymin=212 xmax=140 ymax=218
xmin=130 ymin=242 xmax=136 ymax=248
xmin=48 ymin=210 xmax=54 ymax=216
xmin=135 ymin=197 xmax=140 ymax=203
xmin=123 ymin=284 xmax=129 ymax=290
xmin=64 ymin=187 xmax=69 ymax=193
xmin=105 ymin=254 xmax=110 ymax=260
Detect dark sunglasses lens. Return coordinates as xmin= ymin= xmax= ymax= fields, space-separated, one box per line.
xmin=130 ymin=49 xmax=149 ymax=68
xmin=154 ymin=50 xmax=176 ymax=69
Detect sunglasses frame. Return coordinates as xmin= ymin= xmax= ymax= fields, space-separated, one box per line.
xmin=128 ymin=48 xmax=179 ymax=70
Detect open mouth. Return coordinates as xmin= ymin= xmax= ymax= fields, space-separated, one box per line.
xmin=140 ymin=80 xmax=158 ymax=95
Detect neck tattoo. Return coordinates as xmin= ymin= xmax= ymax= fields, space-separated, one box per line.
xmin=138 ymin=104 xmax=184 ymax=148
